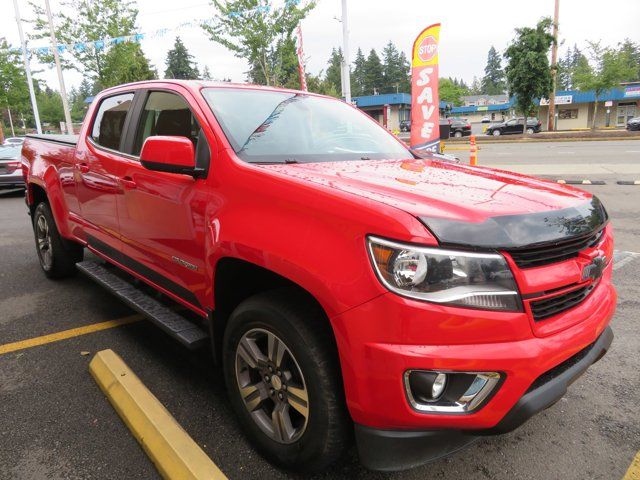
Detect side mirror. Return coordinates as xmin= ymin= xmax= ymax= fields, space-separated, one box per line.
xmin=140 ymin=136 xmax=197 ymax=176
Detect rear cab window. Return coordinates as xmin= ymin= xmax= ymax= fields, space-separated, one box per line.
xmin=90 ymin=93 xmax=135 ymax=151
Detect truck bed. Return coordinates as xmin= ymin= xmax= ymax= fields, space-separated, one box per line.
xmin=26 ymin=134 xmax=79 ymax=146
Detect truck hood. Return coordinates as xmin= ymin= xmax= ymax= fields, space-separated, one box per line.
xmin=261 ymin=158 xmax=606 ymax=248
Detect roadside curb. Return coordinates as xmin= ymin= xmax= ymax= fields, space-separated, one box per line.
xmin=616 ymin=180 xmax=640 ymax=185
xmin=556 ymin=180 xmax=607 ymax=185
xmin=446 ymin=135 xmax=640 ymax=145
xmin=89 ymin=349 xmax=227 ymax=480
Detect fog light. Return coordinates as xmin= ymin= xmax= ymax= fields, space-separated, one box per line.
xmin=432 ymin=373 xmax=447 ymax=398
xmin=405 ymin=370 xmax=502 ymax=414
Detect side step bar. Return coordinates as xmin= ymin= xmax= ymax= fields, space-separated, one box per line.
xmin=77 ymin=261 xmax=208 ymax=350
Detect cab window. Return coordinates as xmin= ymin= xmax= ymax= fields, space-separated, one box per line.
xmin=91 ymin=93 xmax=134 ymax=151
xmin=133 ymin=91 xmax=200 ymax=156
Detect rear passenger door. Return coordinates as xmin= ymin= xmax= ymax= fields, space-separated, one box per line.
xmin=116 ymin=89 xmax=211 ymax=311
xmin=76 ymin=92 xmax=135 ymax=251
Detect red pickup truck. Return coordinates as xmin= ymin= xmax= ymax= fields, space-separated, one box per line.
xmin=21 ymin=80 xmax=615 ymax=472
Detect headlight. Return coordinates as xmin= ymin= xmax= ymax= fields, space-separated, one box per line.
xmin=367 ymin=236 xmax=521 ymax=311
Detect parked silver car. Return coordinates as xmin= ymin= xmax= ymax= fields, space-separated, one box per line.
xmin=0 ymin=144 xmax=24 ymax=189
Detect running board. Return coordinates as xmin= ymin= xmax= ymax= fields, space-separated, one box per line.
xmin=77 ymin=261 xmax=208 ymax=350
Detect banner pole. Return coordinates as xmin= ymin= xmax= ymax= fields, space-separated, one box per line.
xmin=13 ymin=0 xmax=42 ymax=135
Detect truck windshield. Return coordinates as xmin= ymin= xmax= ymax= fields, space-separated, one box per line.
xmin=202 ymin=88 xmax=411 ymax=164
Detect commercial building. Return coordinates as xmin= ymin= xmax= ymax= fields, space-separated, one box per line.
xmin=354 ymin=82 xmax=640 ymax=131
xmin=352 ymin=93 xmax=411 ymax=131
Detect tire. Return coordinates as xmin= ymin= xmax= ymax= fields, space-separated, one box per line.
xmin=223 ymin=289 xmax=350 ymax=472
xmin=33 ymin=202 xmax=83 ymax=279
xmin=526 ymin=128 xmax=534 ymax=134
xmin=492 ymin=129 xmax=501 ymax=136
xmin=453 ymin=130 xmax=463 ymax=138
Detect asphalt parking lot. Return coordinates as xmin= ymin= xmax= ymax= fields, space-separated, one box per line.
xmin=1 ymin=149 xmax=639 ymax=479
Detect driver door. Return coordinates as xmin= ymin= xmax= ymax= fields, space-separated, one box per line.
xmin=116 ymin=89 xmax=211 ymax=310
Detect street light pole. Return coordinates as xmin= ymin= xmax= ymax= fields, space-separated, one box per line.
xmin=548 ymin=0 xmax=560 ymax=132
xmin=44 ymin=0 xmax=74 ymax=135
xmin=13 ymin=0 xmax=42 ymax=134
xmin=340 ymin=0 xmax=351 ymax=103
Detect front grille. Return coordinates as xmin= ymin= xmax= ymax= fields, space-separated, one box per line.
xmin=530 ymin=282 xmax=597 ymax=321
xmin=507 ymin=229 xmax=604 ymax=269
xmin=525 ymin=340 xmax=595 ymax=393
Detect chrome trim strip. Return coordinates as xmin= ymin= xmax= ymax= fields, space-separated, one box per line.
xmin=403 ymin=370 xmax=501 ymax=414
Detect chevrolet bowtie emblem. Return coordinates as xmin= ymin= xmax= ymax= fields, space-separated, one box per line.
xmin=581 ymin=256 xmax=607 ymax=282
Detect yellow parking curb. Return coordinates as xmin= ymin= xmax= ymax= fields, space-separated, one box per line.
xmin=89 ymin=349 xmax=227 ymax=480
xmin=623 ymin=451 xmax=640 ymax=480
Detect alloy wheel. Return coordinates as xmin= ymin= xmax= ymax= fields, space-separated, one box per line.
xmin=36 ymin=214 xmax=53 ymax=269
xmin=235 ymin=328 xmax=309 ymax=444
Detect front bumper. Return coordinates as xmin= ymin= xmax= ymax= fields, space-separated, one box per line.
xmin=355 ymin=326 xmax=613 ymax=471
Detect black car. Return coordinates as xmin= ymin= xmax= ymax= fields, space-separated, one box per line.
xmin=627 ymin=116 xmax=640 ymax=131
xmin=447 ymin=119 xmax=472 ymax=138
xmin=485 ymin=117 xmax=542 ymax=136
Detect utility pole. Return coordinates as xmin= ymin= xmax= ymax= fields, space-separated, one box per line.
xmin=547 ymin=0 xmax=560 ymax=132
xmin=44 ymin=0 xmax=74 ymax=135
xmin=340 ymin=0 xmax=351 ymax=103
xmin=13 ymin=0 xmax=42 ymax=134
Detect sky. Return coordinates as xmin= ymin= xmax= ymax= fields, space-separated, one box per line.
xmin=2 ymin=0 xmax=640 ymax=93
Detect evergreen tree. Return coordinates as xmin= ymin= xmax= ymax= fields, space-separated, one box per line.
xmin=363 ymin=49 xmax=384 ymax=95
xmin=0 ymin=38 xmax=30 ymax=130
xmin=481 ymin=46 xmax=506 ymax=95
xmin=165 ymin=37 xmax=200 ymax=80
xmin=351 ymin=48 xmax=366 ymax=96
xmin=325 ymin=48 xmax=343 ymax=95
xmin=201 ymin=65 xmax=213 ymax=81
xmin=617 ymin=39 xmax=640 ymax=81
xmin=381 ymin=41 xmax=410 ymax=93
xmin=469 ymin=76 xmax=482 ymax=95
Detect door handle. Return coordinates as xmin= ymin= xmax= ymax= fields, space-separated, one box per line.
xmin=78 ymin=162 xmax=90 ymax=173
xmin=120 ymin=176 xmax=137 ymax=189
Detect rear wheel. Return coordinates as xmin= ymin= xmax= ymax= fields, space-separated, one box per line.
xmin=223 ymin=289 xmax=350 ymax=472
xmin=526 ymin=127 xmax=535 ymax=134
xmin=33 ymin=202 xmax=83 ymax=278
xmin=453 ymin=130 xmax=463 ymax=138
xmin=492 ymin=129 xmax=501 ymax=136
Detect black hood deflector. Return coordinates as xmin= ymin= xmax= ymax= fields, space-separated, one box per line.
xmin=420 ymin=196 xmax=608 ymax=250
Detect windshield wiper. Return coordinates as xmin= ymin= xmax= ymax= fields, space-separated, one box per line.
xmin=250 ymin=158 xmax=300 ymax=165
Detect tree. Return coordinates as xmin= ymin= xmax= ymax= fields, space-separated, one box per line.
xmin=481 ymin=46 xmax=506 ymax=95
xmin=202 ymin=0 xmax=315 ymax=87
xmin=469 ymin=76 xmax=482 ymax=95
xmin=439 ymin=77 xmax=468 ymax=106
xmin=574 ymin=41 xmax=637 ymax=129
xmin=381 ymin=41 xmax=410 ymax=93
xmin=617 ymin=39 xmax=640 ymax=82
xmin=504 ymin=18 xmax=554 ymax=133
xmin=164 ymin=37 xmax=200 ymax=80
xmin=324 ymin=48 xmax=343 ymax=95
xmin=362 ymin=49 xmax=384 ymax=95
xmin=557 ymin=45 xmax=590 ymax=90
xmin=201 ymin=65 xmax=213 ymax=81
xmin=36 ymin=86 xmax=64 ymax=127
xmin=0 ymin=38 xmax=31 ymax=136
xmin=351 ymin=48 xmax=366 ymax=96
xmin=30 ymin=0 xmax=141 ymax=88
xmin=100 ymin=42 xmax=157 ymax=88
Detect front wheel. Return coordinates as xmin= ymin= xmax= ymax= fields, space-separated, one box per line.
xmin=492 ymin=129 xmax=501 ymax=136
xmin=223 ymin=290 xmax=350 ymax=472
xmin=33 ymin=202 xmax=83 ymax=278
